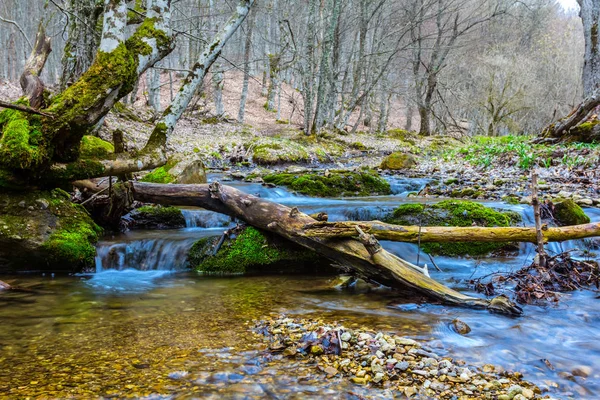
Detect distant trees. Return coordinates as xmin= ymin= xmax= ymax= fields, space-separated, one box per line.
xmin=0 ymin=0 xmax=588 ymax=138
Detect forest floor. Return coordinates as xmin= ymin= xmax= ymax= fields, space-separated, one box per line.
xmin=1 ymin=77 xmax=599 ymax=207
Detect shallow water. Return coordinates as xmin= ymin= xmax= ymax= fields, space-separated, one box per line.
xmin=1 ymin=177 xmax=599 ymax=399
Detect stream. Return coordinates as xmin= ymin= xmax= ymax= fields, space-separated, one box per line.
xmin=0 ymin=175 xmax=599 ymax=399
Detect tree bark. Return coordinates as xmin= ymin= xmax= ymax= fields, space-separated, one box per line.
xmin=20 ymin=23 xmax=51 ymax=109
xmin=238 ymin=6 xmax=256 ymax=123
xmin=130 ymin=182 xmax=523 ymax=315
xmin=580 ymin=0 xmax=600 ymax=97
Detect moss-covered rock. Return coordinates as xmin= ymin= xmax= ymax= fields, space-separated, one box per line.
xmin=126 ymin=205 xmax=185 ymax=229
xmin=251 ymin=138 xmax=310 ymax=165
xmin=553 ymin=199 xmax=590 ymax=226
xmin=386 ymin=200 xmax=520 ymax=256
xmin=0 ymin=189 xmax=102 ymax=272
xmin=188 ymin=227 xmax=324 ymax=274
xmin=263 ymin=171 xmax=392 ymax=197
xmin=141 ymin=160 xmax=177 ymax=183
xmin=79 ymin=135 xmax=114 ymax=158
xmin=380 ymin=152 xmax=417 ymax=170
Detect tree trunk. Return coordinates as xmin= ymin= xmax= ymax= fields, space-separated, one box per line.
xmin=212 ymin=63 xmax=225 ymax=117
xmin=238 ymin=7 xmax=256 ymax=123
xmin=580 ymin=0 xmax=600 ymax=97
xmin=60 ymin=0 xmax=103 ymax=90
xmin=129 ymin=182 xmax=523 ymax=315
xmin=145 ymin=0 xmax=254 ymax=149
xmin=20 ymin=23 xmax=51 ymax=109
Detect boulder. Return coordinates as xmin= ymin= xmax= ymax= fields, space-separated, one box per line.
xmin=553 ymin=199 xmax=590 ymax=226
xmin=0 ymin=189 xmax=102 ymax=272
xmin=380 ymin=152 xmax=417 ymax=170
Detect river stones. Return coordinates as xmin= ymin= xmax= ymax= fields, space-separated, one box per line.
xmin=254 ymin=315 xmax=540 ymax=399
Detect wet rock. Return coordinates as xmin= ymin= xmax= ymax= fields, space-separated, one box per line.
xmin=394 ymin=361 xmax=409 ymax=371
xmin=571 ymin=365 xmax=592 ymax=377
xmin=35 ymin=199 xmax=49 ymax=210
xmin=172 ymin=159 xmax=208 ymax=184
xmin=450 ymin=318 xmax=471 ymax=335
xmin=553 ymin=199 xmax=590 ymax=225
xmin=380 ymin=152 xmax=417 ymax=170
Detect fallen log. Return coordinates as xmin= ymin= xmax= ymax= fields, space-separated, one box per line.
xmin=302 ymin=221 xmax=600 ymax=243
xmin=130 ymin=182 xmax=522 ymax=315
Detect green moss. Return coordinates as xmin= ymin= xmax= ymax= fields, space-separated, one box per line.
xmin=387 ymin=128 xmax=417 ymax=143
xmin=131 ymin=205 xmax=185 ymax=228
xmin=80 ymin=135 xmax=114 ymax=158
xmin=252 ymin=139 xmax=310 ymax=165
xmin=33 ymin=193 xmax=103 ymax=269
xmin=386 ymin=200 xmax=520 ymax=256
xmin=141 ymin=159 xmax=176 ymax=183
xmin=444 ymin=178 xmax=459 ymax=185
xmin=0 ymin=108 xmax=46 ymax=170
xmin=263 ymin=171 xmax=391 ymax=197
xmin=553 ymin=199 xmax=590 ymax=226
xmin=392 ymin=203 xmax=425 ymax=218
xmin=380 ymin=152 xmax=417 ymax=170
xmin=350 ymin=142 xmax=367 ymax=151
xmin=190 ymin=227 xmax=318 ymax=274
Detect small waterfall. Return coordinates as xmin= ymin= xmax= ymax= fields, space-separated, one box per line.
xmin=95 ymin=237 xmax=199 ymax=271
xmin=181 ymin=209 xmax=233 ymax=228
xmin=325 ymin=206 xmax=395 ymax=222
xmin=386 ymin=177 xmax=430 ymax=197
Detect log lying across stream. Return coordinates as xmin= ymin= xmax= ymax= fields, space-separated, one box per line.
xmin=303 ymin=221 xmax=600 ymax=243
xmin=130 ymin=182 xmax=525 ymax=315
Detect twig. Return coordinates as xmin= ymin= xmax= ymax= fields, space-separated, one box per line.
xmin=428 ymin=253 xmax=443 ymax=272
xmin=80 ymin=186 xmax=110 ymax=206
xmin=0 ymin=100 xmax=54 ymax=118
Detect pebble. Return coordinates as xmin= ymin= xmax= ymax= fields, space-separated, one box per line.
xmin=254 ymin=316 xmax=540 ymax=399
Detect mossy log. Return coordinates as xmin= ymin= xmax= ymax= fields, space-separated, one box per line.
xmin=130 ymin=182 xmax=522 ymax=315
xmin=302 ymin=221 xmax=600 ymax=243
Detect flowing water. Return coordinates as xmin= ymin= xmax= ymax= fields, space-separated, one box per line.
xmin=1 ymin=176 xmax=599 ymax=399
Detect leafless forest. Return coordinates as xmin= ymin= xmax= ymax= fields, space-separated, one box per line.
xmin=0 ymin=0 xmax=583 ymax=136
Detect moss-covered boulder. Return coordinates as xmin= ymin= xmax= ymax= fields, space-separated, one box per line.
xmin=263 ymin=170 xmax=392 ymax=197
xmin=141 ymin=157 xmax=207 ymax=184
xmin=386 ymin=200 xmax=521 ymax=256
xmin=553 ymin=199 xmax=590 ymax=226
xmin=126 ymin=205 xmax=185 ymax=229
xmin=187 ymin=226 xmax=325 ymax=274
xmin=79 ymin=135 xmax=114 ymax=158
xmin=252 ymin=138 xmax=310 ymax=165
xmin=141 ymin=159 xmax=177 ymax=183
xmin=0 ymin=189 xmax=102 ymax=272
xmin=380 ymin=152 xmax=417 ymax=170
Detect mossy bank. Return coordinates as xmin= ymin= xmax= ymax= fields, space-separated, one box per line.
xmin=386 ymin=200 xmax=521 ymax=256
xmin=187 ymin=226 xmax=328 ymax=274
xmin=263 ymin=171 xmax=391 ymax=197
xmin=0 ymin=188 xmax=102 ymax=272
